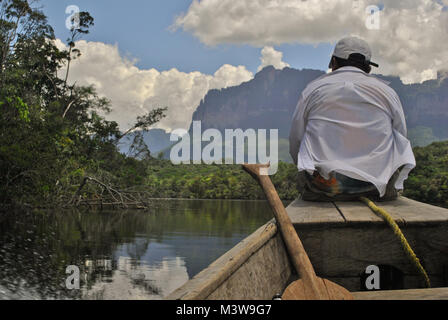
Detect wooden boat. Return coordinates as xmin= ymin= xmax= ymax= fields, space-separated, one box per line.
xmin=166 ymin=196 xmax=448 ymax=300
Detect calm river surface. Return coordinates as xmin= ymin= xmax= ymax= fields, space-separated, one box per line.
xmin=0 ymin=199 xmax=278 ymax=300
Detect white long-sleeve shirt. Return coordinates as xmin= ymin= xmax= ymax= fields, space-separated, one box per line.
xmin=289 ymin=66 xmax=416 ymax=197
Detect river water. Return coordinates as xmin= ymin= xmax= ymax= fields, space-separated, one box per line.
xmin=0 ymin=199 xmax=276 ymax=300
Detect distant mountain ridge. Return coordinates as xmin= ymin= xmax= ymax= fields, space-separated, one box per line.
xmin=120 ymin=66 xmax=448 ymax=161
xmin=190 ymin=66 xmax=448 ymax=143
xmin=190 ymin=66 xmax=324 ymax=139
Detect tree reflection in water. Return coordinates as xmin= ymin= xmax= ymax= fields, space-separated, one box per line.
xmin=0 ymin=199 xmax=274 ymax=300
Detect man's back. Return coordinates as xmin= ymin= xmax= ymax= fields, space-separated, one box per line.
xmin=289 ymin=66 xmax=415 ymax=198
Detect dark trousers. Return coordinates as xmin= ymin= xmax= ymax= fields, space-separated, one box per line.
xmin=297 ymin=170 xmax=399 ymax=202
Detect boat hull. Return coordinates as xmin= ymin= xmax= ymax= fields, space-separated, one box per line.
xmin=166 ymin=197 xmax=448 ymax=300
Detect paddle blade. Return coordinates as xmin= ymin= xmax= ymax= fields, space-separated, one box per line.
xmin=282 ymin=277 xmax=354 ymax=300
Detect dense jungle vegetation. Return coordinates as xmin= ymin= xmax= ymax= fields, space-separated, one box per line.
xmin=403 ymin=141 xmax=448 ymax=208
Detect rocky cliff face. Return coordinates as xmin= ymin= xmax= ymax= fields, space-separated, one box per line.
xmin=189 ymin=66 xmax=448 ymax=140
xmin=398 ymin=74 xmax=448 ymax=138
xmin=190 ymin=66 xmax=324 ymax=138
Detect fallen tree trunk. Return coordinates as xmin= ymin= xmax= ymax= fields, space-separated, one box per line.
xmin=69 ymin=176 xmax=151 ymax=210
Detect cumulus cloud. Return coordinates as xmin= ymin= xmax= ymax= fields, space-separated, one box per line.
xmin=55 ymin=40 xmax=253 ymax=132
xmin=257 ymin=46 xmax=290 ymax=71
xmin=174 ymin=0 xmax=448 ymax=83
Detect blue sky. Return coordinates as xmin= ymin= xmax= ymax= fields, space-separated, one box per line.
xmin=41 ymin=0 xmax=333 ymax=75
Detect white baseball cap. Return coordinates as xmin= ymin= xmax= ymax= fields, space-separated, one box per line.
xmin=330 ymin=36 xmax=379 ymax=68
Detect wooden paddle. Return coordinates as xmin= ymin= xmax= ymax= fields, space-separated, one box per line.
xmin=243 ymin=164 xmax=353 ymax=300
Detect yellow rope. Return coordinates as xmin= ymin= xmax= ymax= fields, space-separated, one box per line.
xmin=359 ymin=197 xmax=431 ymax=288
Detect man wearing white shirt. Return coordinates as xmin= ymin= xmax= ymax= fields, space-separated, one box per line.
xmin=289 ymin=36 xmax=416 ymax=201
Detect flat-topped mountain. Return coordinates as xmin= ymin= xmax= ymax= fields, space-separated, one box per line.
xmin=190 ymin=66 xmax=448 ymax=145
xmin=121 ymin=67 xmax=448 ymax=161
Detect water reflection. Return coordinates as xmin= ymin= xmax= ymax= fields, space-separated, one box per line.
xmin=83 ymin=254 xmax=188 ymax=300
xmin=0 ymin=199 xmax=274 ymax=300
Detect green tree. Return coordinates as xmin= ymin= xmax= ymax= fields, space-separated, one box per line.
xmin=0 ymin=0 xmax=166 ymax=207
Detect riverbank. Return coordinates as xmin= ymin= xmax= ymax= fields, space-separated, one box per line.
xmin=3 ymin=142 xmax=447 ymax=211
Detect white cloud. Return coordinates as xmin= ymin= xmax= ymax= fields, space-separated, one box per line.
xmin=55 ymin=40 xmax=253 ymax=132
xmin=174 ymin=0 xmax=448 ymax=83
xmin=257 ymin=46 xmax=290 ymax=72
